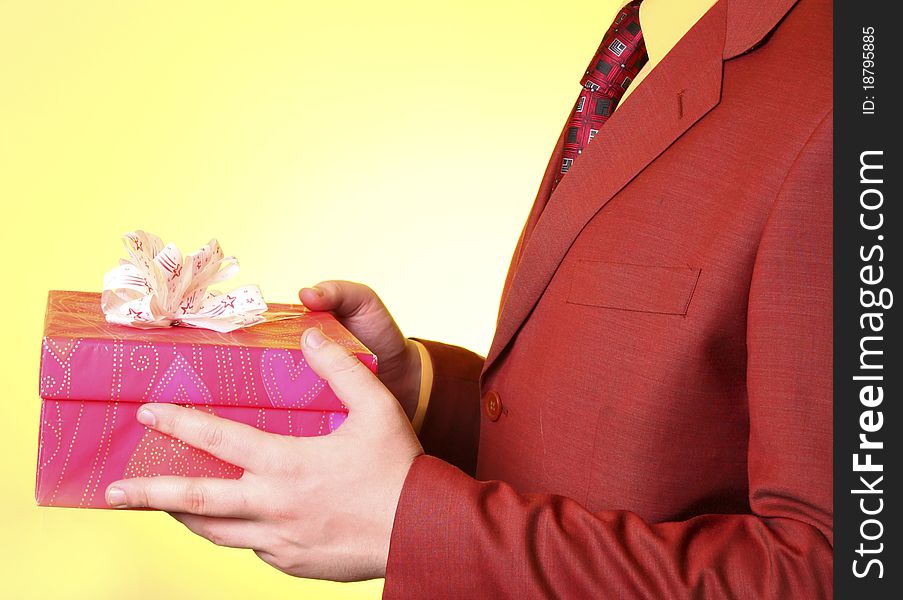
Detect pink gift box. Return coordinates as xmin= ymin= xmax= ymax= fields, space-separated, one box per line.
xmin=36 ymin=290 xmax=376 ymax=508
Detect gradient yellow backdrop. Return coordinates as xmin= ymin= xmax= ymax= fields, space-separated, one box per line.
xmin=1 ymin=1 xmax=623 ymax=597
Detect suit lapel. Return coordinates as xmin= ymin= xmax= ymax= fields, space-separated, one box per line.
xmin=482 ymin=0 xmax=729 ymax=377
xmin=495 ymin=123 xmax=568 ymax=322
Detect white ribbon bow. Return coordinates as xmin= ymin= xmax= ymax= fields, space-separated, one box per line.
xmin=101 ymin=230 xmax=267 ymax=333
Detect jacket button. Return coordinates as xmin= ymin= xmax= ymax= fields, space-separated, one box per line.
xmin=484 ymin=390 xmax=503 ymax=422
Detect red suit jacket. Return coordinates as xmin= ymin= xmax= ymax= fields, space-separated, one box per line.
xmin=385 ymin=0 xmax=832 ymax=596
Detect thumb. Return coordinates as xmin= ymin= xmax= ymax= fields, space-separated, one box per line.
xmin=301 ymin=328 xmax=392 ymax=418
xmin=298 ymin=281 xmax=379 ymax=318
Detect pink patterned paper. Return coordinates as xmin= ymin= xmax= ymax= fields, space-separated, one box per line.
xmin=36 ymin=291 xmax=372 ymax=509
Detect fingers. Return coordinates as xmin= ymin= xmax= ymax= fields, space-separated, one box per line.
xmin=170 ymin=513 xmax=264 ymax=549
xmin=301 ymin=328 xmax=392 ymax=417
xmin=105 ymin=476 xmax=253 ymax=517
xmin=135 ymin=403 xmax=272 ymax=471
xmin=298 ymin=281 xmax=380 ymax=318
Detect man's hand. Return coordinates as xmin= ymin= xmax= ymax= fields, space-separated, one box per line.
xmin=299 ymin=281 xmax=422 ymax=421
xmin=104 ymin=328 xmax=424 ymax=581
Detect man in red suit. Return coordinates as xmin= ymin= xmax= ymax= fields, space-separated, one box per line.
xmin=108 ymin=0 xmax=832 ymax=596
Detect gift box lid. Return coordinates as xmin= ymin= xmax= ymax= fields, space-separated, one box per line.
xmin=39 ymin=290 xmax=376 ymax=411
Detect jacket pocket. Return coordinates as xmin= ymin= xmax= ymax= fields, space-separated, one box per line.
xmin=566 ymin=260 xmax=701 ymax=315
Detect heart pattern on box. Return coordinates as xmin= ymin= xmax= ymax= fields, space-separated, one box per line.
xmin=261 ymin=348 xmax=326 ymax=409
xmin=150 ymin=352 xmax=214 ymax=405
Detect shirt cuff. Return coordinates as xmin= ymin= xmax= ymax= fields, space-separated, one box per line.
xmin=408 ymin=339 xmax=433 ymax=435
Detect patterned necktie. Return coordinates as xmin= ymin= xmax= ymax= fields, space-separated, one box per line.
xmin=552 ymin=1 xmax=648 ymax=191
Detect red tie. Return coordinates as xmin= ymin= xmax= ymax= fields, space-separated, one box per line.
xmin=552 ymin=1 xmax=648 ymax=191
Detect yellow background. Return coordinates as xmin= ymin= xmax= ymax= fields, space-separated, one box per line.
xmin=1 ymin=1 xmax=621 ymax=597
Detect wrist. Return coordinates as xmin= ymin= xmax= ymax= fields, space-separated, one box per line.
xmin=398 ymin=339 xmax=423 ymax=422
xmin=380 ymin=339 xmax=422 ymax=422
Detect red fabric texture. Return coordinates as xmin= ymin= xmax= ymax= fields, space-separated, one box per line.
xmin=386 ymin=0 xmax=832 ymax=597
xmin=411 ymin=339 xmax=484 ymax=476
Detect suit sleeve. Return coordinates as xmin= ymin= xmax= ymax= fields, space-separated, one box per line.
xmin=410 ymin=339 xmax=484 ymax=476
xmin=383 ymin=113 xmax=833 ymax=599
